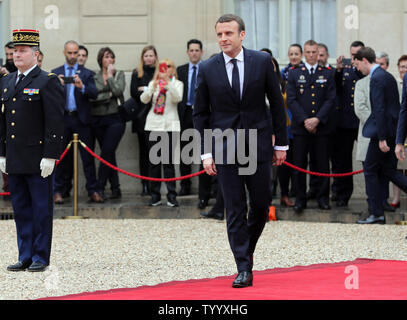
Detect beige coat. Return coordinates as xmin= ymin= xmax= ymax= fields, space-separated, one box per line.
xmin=141 ymin=78 xmax=183 ymax=132
xmin=354 ymin=75 xmax=371 ymax=162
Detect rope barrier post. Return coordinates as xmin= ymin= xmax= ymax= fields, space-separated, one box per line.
xmin=63 ymin=133 xmax=86 ymax=220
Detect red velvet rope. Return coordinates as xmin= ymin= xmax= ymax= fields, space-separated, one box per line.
xmin=283 ymin=161 xmax=364 ymax=177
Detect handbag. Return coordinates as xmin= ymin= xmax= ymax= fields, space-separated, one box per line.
xmin=118 ymin=97 xmax=143 ymax=122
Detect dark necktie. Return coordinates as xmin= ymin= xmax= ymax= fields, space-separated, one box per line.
xmin=231 ymin=59 xmax=240 ymax=100
xmin=189 ymin=65 xmax=197 ymax=106
xmin=310 ymin=67 xmax=315 ymax=75
xmin=15 ymin=74 xmax=25 ymax=88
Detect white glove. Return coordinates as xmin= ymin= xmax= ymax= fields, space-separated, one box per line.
xmin=40 ymin=158 xmax=56 ymax=178
xmin=0 ymin=157 xmax=6 ymax=174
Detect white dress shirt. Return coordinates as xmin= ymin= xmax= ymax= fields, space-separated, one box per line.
xmin=16 ymin=64 xmax=38 ymax=84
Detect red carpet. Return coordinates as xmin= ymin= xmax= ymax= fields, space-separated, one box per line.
xmin=41 ymin=259 xmax=407 ymax=300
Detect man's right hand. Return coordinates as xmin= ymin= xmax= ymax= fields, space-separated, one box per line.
xmin=395 ymin=144 xmax=406 ymax=161
xmin=57 ymin=74 xmax=65 ymax=86
xmin=203 ymin=157 xmax=217 ymax=176
xmin=0 ymin=157 xmax=6 ymax=174
xmin=336 ymin=55 xmax=344 ymax=71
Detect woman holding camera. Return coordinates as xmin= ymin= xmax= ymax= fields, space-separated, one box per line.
xmin=140 ymin=59 xmax=183 ymax=207
xmin=91 ymin=47 xmax=126 ymax=200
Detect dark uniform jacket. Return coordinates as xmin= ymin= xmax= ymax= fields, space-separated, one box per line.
xmin=335 ymin=66 xmax=364 ymax=129
xmin=287 ymin=65 xmax=336 ymax=136
xmin=0 ymin=66 xmax=65 ymax=174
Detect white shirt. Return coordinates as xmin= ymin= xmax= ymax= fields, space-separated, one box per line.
xmin=16 ymin=64 xmax=37 ymax=84
xmin=304 ymin=62 xmax=319 ymax=75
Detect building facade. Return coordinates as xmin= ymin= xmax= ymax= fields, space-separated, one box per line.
xmin=1 ymin=0 xmax=407 ymax=196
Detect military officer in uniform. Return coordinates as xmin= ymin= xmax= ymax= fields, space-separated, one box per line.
xmin=287 ymin=40 xmax=336 ymax=213
xmin=0 ymin=29 xmax=65 ymax=272
xmin=332 ymin=41 xmax=365 ymax=206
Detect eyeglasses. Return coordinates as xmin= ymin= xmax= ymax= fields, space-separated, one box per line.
xmin=167 ymin=64 xmax=172 ymax=68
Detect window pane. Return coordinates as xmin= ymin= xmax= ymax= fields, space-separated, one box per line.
xmin=290 ymin=0 xmax=337 ymax=57
xmin=233 ymin=0 xmax=280 ymax=57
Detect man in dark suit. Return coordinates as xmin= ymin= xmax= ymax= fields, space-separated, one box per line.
xmin=177 ymin=39 xmax=203 ymax=197
xmin=193 ymin=14 xmax=288 ymax=288
xmin=354 ymin=47 xmax=407 ymax=224
xmin=52 ymin=40 xmax=103 ymax=204
xmin=287 ymin=40 xmax=336 ymax=213
xmin=332 ymin=41 xmax=365 ymax=206
xmin=0 ymin=29 xmax=65 ymax=272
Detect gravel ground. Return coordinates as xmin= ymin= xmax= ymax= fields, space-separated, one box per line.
xmin=0 ymin=219 xmax=407 ymax=300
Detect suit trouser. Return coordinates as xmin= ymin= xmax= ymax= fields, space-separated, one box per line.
xmin=217 ymin=162 xmax=271 ymax=273
xmin=332 ymin=127 xmax=358 ymax=202
xmin=54 ymin=114 xmax=98 ymax=196
xmin=364 ymin=139 xmax=407 ymax=217
xmin=293 ymin=134 xmax=330 ymax=206
xmin=9 ymin=173 xmax=54 ymax=265
xmin=179 ymin=107 xmax=194 ymax=190
xmin=92 ymin=113 xmax=126 ymax=192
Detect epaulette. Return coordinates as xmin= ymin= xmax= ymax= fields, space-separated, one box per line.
xmin=2 ymin=73 xmax=7 ymax=77
xmin=48 ymin=72 xmax=56 ymax=76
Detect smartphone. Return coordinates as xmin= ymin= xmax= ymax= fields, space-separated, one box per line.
xmin=159 ymin=62 xmax=168 ymax=73
xmin=0 ymin=58 xmax=3 ymax=67
xmin=63 ymin=76 xmax=75 ymax=84
xmin=342 ymin=58 xmax=352 ymax=66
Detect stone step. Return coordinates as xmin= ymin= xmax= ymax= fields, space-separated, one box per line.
xmin=0 ymin=194 xmax=406 ymax=225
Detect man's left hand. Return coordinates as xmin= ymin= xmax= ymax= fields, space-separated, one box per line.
xmin=273 ymin=150 xmax=286 ymax=166
xmin=379 ymin=140 xmax=390 ymax=153
xmin=73 ymin=75 xmax=83 ymax=90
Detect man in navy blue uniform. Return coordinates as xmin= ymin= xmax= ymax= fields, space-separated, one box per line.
xmin=0 ymin=29 xmax=65 ymax=272
xmin=355 ymin=47 xmax=407 ymax=224
xmin=332 ymin=41 xmax=365 ymax=207
xmin=52 ymin=40 xmax=103 ymax=204
xmin=287 ymin=40 xmax=336 ymax=213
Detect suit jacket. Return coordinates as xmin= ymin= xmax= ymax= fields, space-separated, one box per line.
xmin=396 ymin=73 xmax=407 ymax=145
xmin=0 ymin=66 xmax=65 ymax=174
xmin=177 ymin=63 xmax=190 ymax=121
xmin=286 ymin=65 xmax=336 ymax=136
xmin=363 ymin=67 xmax=400 ymax=141
xmin=354 ymin=75 xmax=371 ymax=161
xmin=51 ymin=64 xmax=98 ymax=125
xmin=335 ymin=66 xmax=364 ymax=129
xmin=193 ymin=48 xmax=288 ymax=164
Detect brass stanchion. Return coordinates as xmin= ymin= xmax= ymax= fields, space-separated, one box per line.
xmin=63 ymin=133 xmax=86 ymax=219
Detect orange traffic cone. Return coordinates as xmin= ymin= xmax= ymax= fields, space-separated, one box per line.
xmin=268 ymin=206 xmax=277 ymax=221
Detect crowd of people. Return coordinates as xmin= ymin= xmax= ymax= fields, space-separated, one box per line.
xmin=2 ymin=37 xmax=407 ymax=223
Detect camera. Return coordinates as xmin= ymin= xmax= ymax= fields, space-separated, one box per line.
xmin=342 ymin=58 xmax=352 ymax=67
xmin=63 ymin=76 xmax=75 ymax=84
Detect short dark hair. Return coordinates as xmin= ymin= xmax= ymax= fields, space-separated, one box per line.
xmin=318 ymin=43 xmax=329 ymax=54
xmin=215 ymin=14 xmax=245 ymax=33
xmin=187 ymin=39 xmax=203 ymax=51
xmin=97 ymin=47 xmax=115 ymax=69
xmin=260 ymin=48 xmax=273 ymax=57
xmin=351 ymin=41 xmax=365 ymax=49
xmin=5 ymin=41 xmax=14 ymax=49
xmin=289 ymin=43 xmax=303 ymax=54
xmin=304 ymin=40 xmax=318 ymax=48
xmin=398 ymin=55 xmax=407 ymax=66
xmin=353 ymin=47 xmax=376 ymax=64
xmin=78 ymin=45 xmax=88 ymax=56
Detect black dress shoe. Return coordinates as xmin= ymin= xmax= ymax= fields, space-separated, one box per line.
xmin=200 ymin=211 xmax=224 ymax=220
xmin=232 ymin=271 xmax=253 ymax=288
xmin=336 ymin=200 xmax=348 ymax=207
xmin=294 ymin=204 xmax=306 ymax=214
xmin=197 ymin=199 xmax=209 ymax=210
xmin=383 ymin=202 xmax=396 ymax=212
xmin=27 ymin=262 xmax=48 ymax=272
xmin=318 ymin=203 xmax=331 ymax=210
xmin=7 ymin=260 xmax=32 ymax=272
xmin=357 ymin=215 xmax=385 ymax=225
xmin=110 ymin=189 xmax=122 ymax=200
